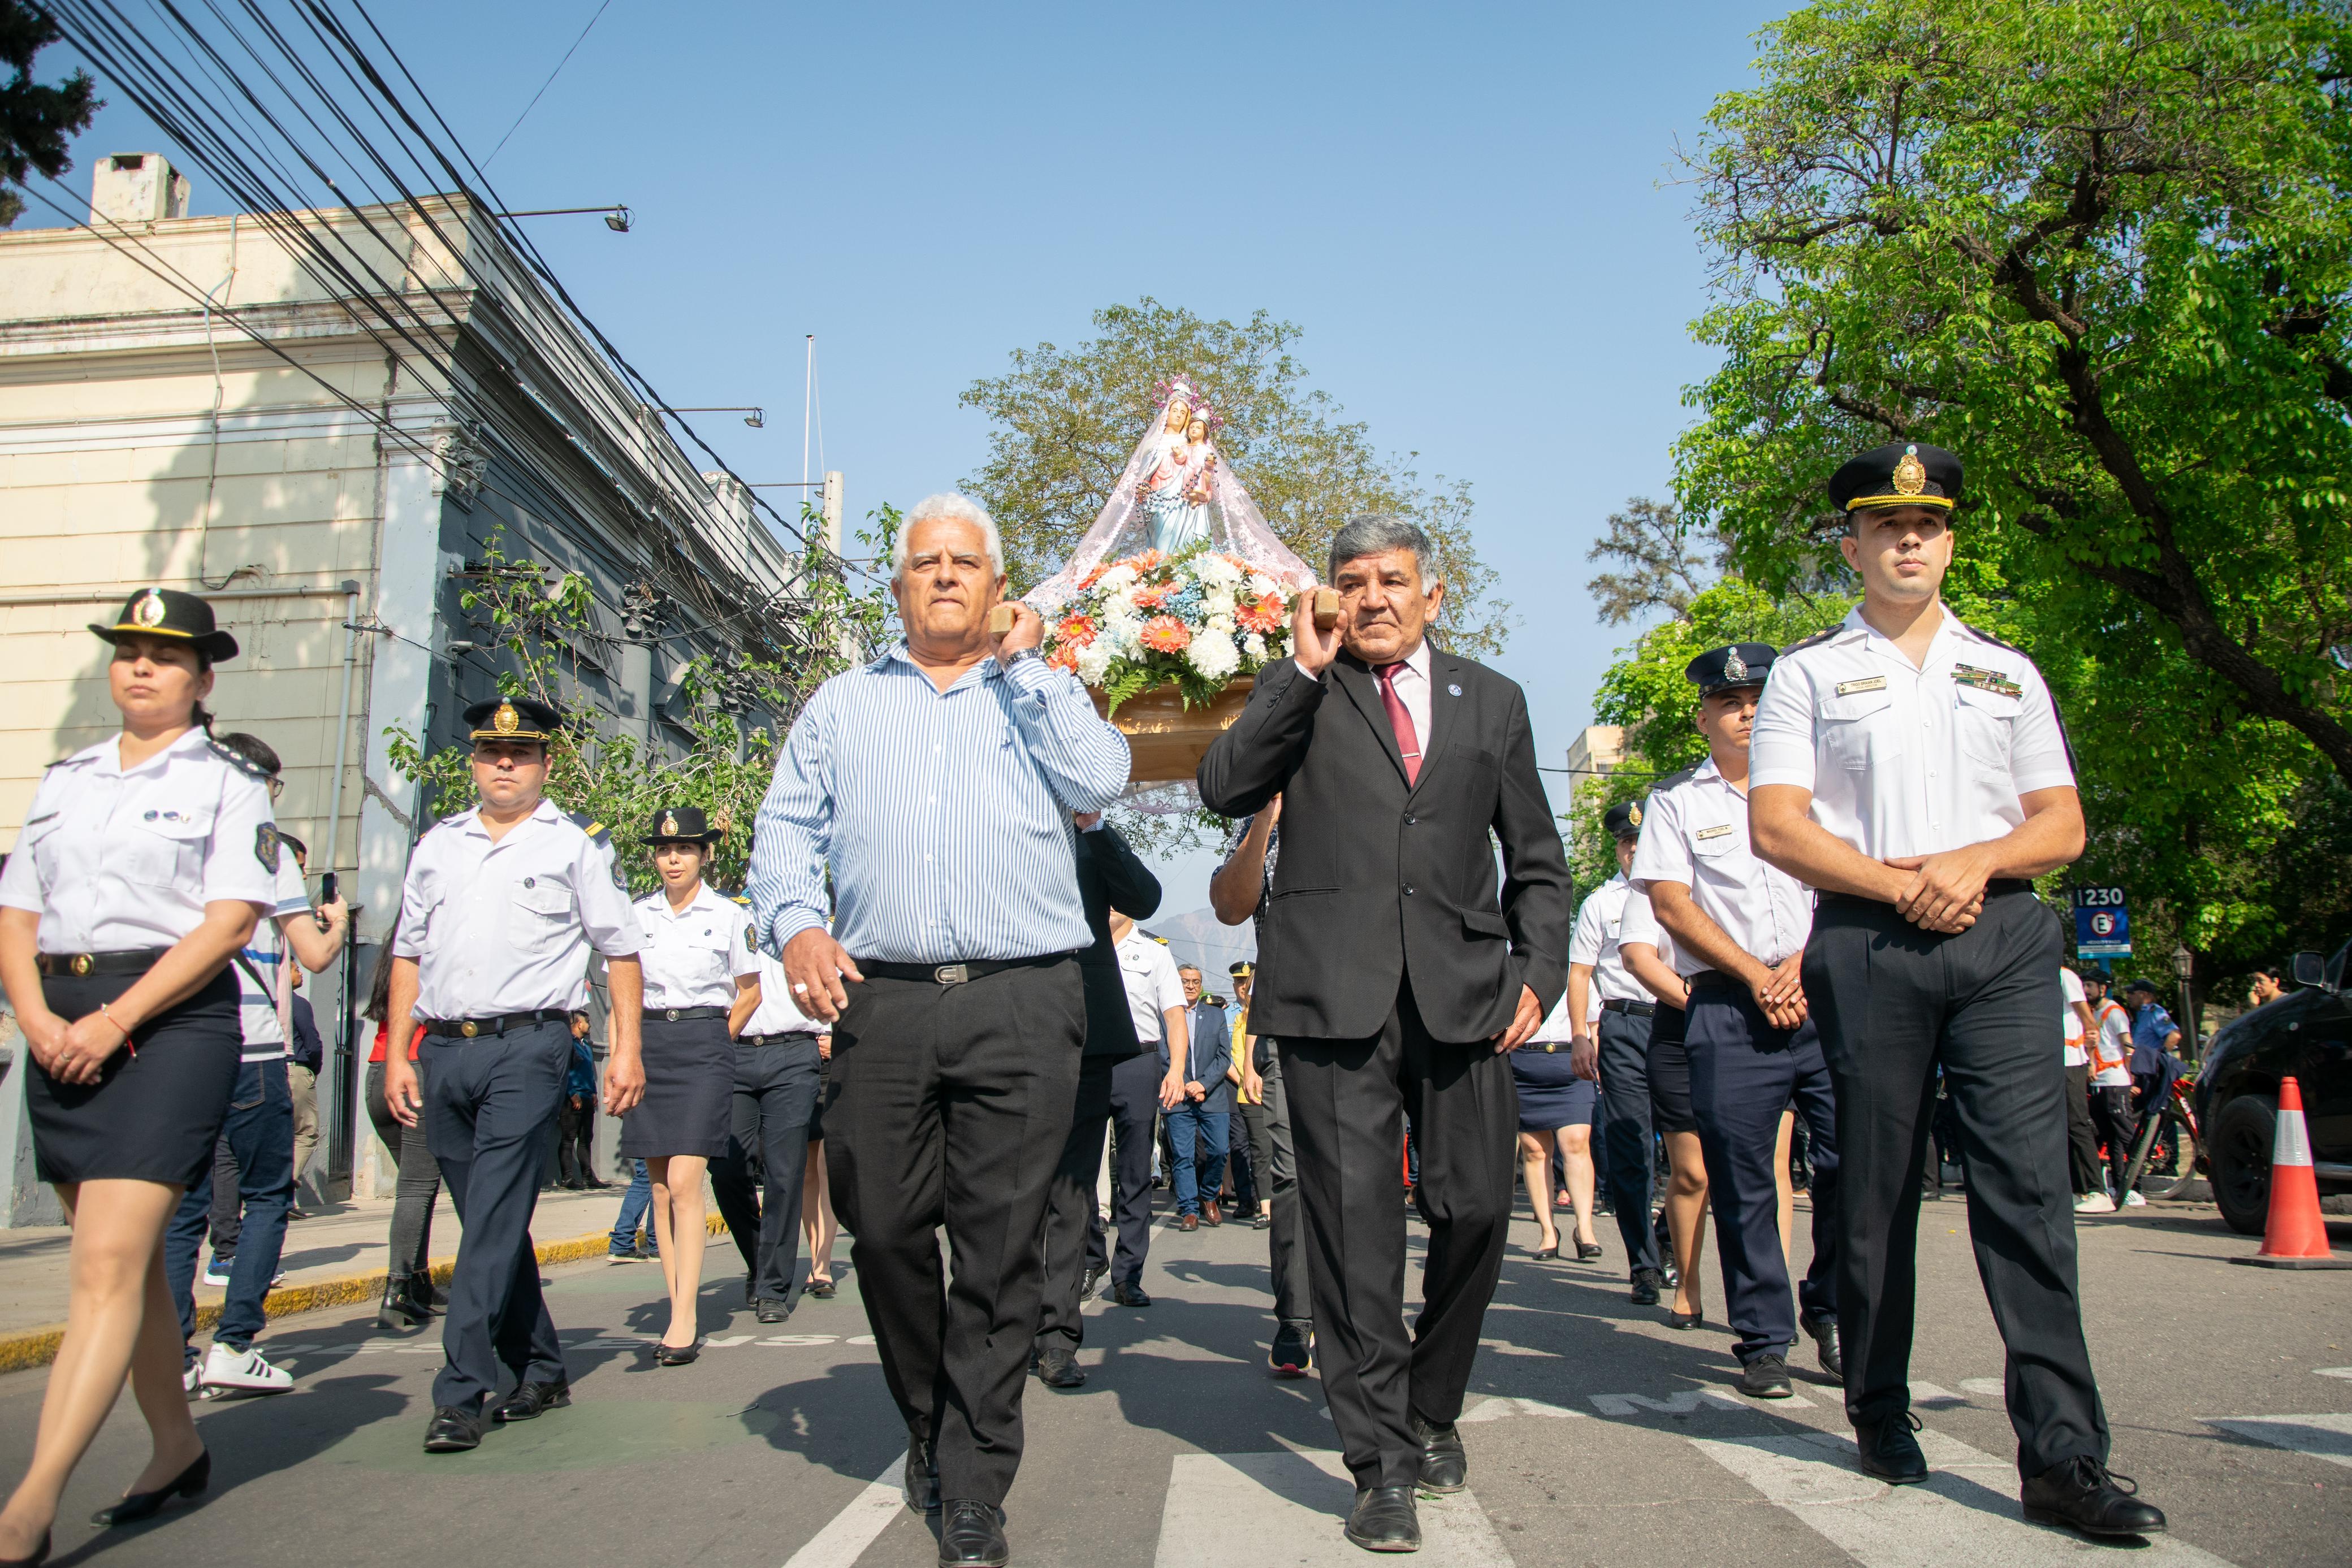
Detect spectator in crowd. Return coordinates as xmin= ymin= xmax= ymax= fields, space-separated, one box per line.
xmin=1163 ymin=965 xmax=1233 ymax=1231
xmin=1106 ymin=912 xmax=1186 ymax=1303
xmin=607 ymin=1159 xmax=661 ymax=1262
xmin=556 ymin=1012 xmax=600 ymax=1190
xmin=2249 ymin=965 xmax=2285 ymax=1008
xmin=2078 ymin=969 xmax=2140 ymax=1211
xmin=1225 ymin=965 xmax=1265 ymax=1224
xmin=283 ymin=837 xmax=326 ymax=1220
xmin=2122 ymin=979 xmax=2186 ymax=1177
xmin=363 ymin=922 xmax=443 ymax=1328
xmin=2060 ymin=964 xmax=2102 ymax=1207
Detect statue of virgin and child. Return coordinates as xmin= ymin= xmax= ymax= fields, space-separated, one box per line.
xmin=1134 ymin=389 xmax=1220 ymax=557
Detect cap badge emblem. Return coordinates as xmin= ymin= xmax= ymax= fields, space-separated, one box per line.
xmin=493 ymin=700 xmax=520 ymax=734
xmin=135 ymin=589 xmax=167 ymax=627
xmin=1628 ymin=800 xmax=1642 ymax=828
xmin=662 ymin=813 xmax=680 ymax=836
xmin=1893 ymin=444 xmax=1928 ymax=496
xmin=1723 ymin=649 xmax=1749 ymax=683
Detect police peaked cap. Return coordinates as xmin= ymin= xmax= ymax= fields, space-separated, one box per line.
xmin=90 ymin=586 xmax=239 ymax=661
xmin=1684 ymin=643 xmax=1776 ymax=695
xmin=464 ymin=696 xmax=563 ymax=743
xmin=1603 ymin=799 xmax=1646 ymax=841
xmin=1828 ymin=441 xmax=1963 ymax=514
xmin=644 ymin=804 xmax=723 ymax=845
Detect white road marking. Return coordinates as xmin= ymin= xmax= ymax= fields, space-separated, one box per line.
xmin=2201 ymin=1414 xmax=2352 ymax=1470
xmin=2315 ymin=1367 xmax=2352 ymax=1381
xmin=1590 ymin=1385 xmax=1811 ymax=1415
xmin=1693 ymin=1425 xmax=2237 ymax=1566
xmin=1459 ymin=1395 xmax=1586 ymax=1422
xmin=1912 ymin=1382 xmax=1966 ymax=1408
xmin=1152 ymin=1450 xmax=1512 ymax=1567
xmin=1958 ymin=1378 xmax=2007 ymax=1399
xmin=779 ymin=1459 xmax=906 ymax=1568
xmin=706 ymin=1335 xmax=756 ymax=1347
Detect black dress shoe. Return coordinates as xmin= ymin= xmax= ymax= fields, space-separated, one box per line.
xmin=1804 ymin=1315 xmax=1844 ymax=1383
xmin=1667 ymin=1309 xmax=1703 ymax=1330
xmin=1344 ymin=1485 xmax=1421 ymax=1552
xmin=0 ymin=1527 xmax=48 ymax=1566
xmin=755 ymin=1297 xmax=790 ymax=1324
xmin=423 ymin=1405 xmax=483 ymax=1453
xmin=1081 ymin=1263 xmax=1107 ymax=1301
xmin=92 ymin=1448 xmax=209 ymax=1526
xmin=1576 ymin=1239 xmax=1605 ymax=1261
xmin=491 ymin=1379 xmax=570 ymax=1423
xmin=1110 ymin=1281 xmax=1152 ymax=1307
xmin=2022 ymin=1456 xmax=2167 ymax=1537
xmin=936 ymin=1499 xmax=1008 ymax=1566
xmin=1738 ymin=1354 xmax=1794 ymax=1398
xmin=1412 ymin=1415 xmax=1467 ymax=1494
xmin=1034 ymin=1346 xmax=1086 ymax=1389
xmin=653 ymin=1338 xmax=702 ymax=1366
xmin=902 ymin=1437 xmax=940 ymax=1514
xmin=1253 ymin=1212 xmax=1272 ymax=1230
xmin=1629 ymin=1267 xmax=1663 ymax=1306
xmin=1854 ymin=1413 xmax=1928 ymax=1483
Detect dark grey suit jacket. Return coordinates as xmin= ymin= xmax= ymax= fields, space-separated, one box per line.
xmin=1075 ymin=824 xmax=1162 ymax=1057
xmin=1196 ymin=646 xmax=1573 ymax=1044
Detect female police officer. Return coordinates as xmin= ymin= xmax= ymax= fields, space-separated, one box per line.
xmin=0 ymin=588 xmax=279 ymax=1562
xmin=622 ymin=806 xmax=758 ymax=1363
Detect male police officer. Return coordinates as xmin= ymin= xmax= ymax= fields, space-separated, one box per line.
xmin=1629 ymin=644 xmax=1841 ymax=1400
xmin=383 ymin=697 xmax=646 ymax=1454
xmin=1568 ymin=800 xmax=1667 ymax=1301
xmin=1750 ymin=442 xmax=2164 ymax=1536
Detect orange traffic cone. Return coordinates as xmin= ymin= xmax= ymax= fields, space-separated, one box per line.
xmin=2232 ymin=1076 xmax=2350 ymax=1270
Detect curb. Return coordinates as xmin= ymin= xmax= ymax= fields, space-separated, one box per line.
xmin=0 ymin=1214 xmax=729 ymax=1376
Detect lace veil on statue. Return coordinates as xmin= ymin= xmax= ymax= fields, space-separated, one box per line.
xmin=1026 ymin=378 xmax=1318 ymax=613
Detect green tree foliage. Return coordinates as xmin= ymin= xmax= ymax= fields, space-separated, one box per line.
xmin=961 ymin=298 xmax=1511 ymax=657
xmin=0 ymin=1 xmax=97 ymax=228
xmin=1671 ymin=0 xmax=2352 ymax=974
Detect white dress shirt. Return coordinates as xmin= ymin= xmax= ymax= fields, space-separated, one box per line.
xmin=1115 ymin=929 xmax=1186 ymax=1045
xmin=393 ymin=799 xmax=642 ymax=1017
xmin=742 ymin=944 xmax=823 ymax=1037
xmin=1629 ymin=756 xmax=1814 ymax=974
xmin=1299 ymin=638 xmax=1433 ymax=753
xmin=1568 ymin=873 xmax=1645 ymax=1010
xmin=626 ymin=881 xmax=758 ymax=1010
xmin=1751 ymin=605 xmax=2075 ymax=861
xmin=1 ymin=727 xmax=277 ymax=952
xmin=1616 ymin=889 xmax=1684 ymax=995
xmin=2060 ymin=965 xmax=2088 ymax=1068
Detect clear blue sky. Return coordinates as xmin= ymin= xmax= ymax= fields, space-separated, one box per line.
xmin=42 ymin=0 xmax=1787 ymax=911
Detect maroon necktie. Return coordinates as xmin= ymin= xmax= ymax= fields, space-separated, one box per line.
xmin=1376 ymin=662 xmax=1421 ymax=785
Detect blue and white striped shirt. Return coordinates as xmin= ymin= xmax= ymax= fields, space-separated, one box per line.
xmin=746 ymin=644 xmax=1131 ymax=964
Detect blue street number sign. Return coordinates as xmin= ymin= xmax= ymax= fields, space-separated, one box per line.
xmin=2074 ymin=886 xmax=2132 ymax=960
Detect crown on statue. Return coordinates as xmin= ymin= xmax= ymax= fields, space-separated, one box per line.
xmin=1152 ymin=377 xmax=1227 ymax=434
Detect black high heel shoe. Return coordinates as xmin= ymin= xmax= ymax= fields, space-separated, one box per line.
xmin=93 ymin=1448 xmax=210 ymax=1527
xmin=653 ymin=1337 xmax=702 ymax=1367
xmin=377 ymin=1276 xmax=429 ymax=1330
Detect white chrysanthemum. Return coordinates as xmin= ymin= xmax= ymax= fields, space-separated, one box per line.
xmin=1187 ymin=629 xmax=1240 ymax=681
xmin=1096 ymin=565 xmax=1139 ymax=595
xmin=1247 ymin=573 xmax=1277 ymax=599
xmin=1195 ymin=553 xmax=1243 ymax=587
xmin=1205 ymin=612 xmax=1236 ymax=635
xmin=1105 ymin=617 xmax=1142 ymax=656
xmin=1076 ymin=641 xmax=1116 ymax=685
xmin=1242 ymin=633 xmax=1268 ymax=662
xmin=1203 ymin=587 xmax=1236 ymax=617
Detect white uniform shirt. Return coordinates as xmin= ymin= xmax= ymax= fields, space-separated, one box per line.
xmin=2060 ymin=967 xmax=2089 ymax=1068
xmin=1629 ymin=757 xmax=1814 ymax=974
xmin=1 ymin=727 xmax=277 ymax=952
xmin=625 ymin=882 xmax=758 ymax=1010
xmin=1568 ymin=873 xmax=1645 ymax=1011
xmin=1616 ymin=887 xmax=1683 ymax=984
xmin=234 ymin=854 xmax=314 ymax=1060
xmin=742 ymin=945 xmax=822 ymax=1037
xmin=1299 ymin=639 xmax=1433 ymax=756
xmin=1751 ymin=605 xmax=2075 ymax=860
xmin=392 ymin=799 xmax=642 ymax=1017
xmin=2089 ymin=998 xmax=2134 ymax=1086
xmin=1115 ymin=929 xmax=1186 ymax=1046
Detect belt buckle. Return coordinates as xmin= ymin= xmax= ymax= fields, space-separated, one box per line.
xmin=460 ymin=1020 xmax=479 ymax=1038
xmin=934 ymin=964 xmax=969 ymax=985
xmin=70 ymin=953 xmax=93 ymax=976
xmin=665 ymin=1008 xmax=680 ymax=1021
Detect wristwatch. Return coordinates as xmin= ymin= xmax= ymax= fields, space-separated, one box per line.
xmin=1004 ymin=646 xmax=1045 ymax=670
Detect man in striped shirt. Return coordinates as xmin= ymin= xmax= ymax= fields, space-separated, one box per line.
xmin=747 ymin=493 xmax=1130 ymax=1568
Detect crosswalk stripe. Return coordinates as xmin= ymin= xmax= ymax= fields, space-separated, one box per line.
xmin=779 ymin=1459 xmax=905 ymax=1568
xmin=2200 ymin=1414 xmax=2352 ymax=1470
xmin=1692 ymin=1426 xmax=2238 ymax=1566
xmin=1152 ymin=1450 xmax=1511 ymax=1567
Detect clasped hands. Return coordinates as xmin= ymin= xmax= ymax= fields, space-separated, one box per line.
xmin=1884 ymin=844 xmax=1995 ymax=935
xmin=1160 ymin=1068 xmax=1205 ymax=1111
xmin=20 ymin=1006 xmax=129 ymax=1086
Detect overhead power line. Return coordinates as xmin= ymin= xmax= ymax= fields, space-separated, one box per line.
xmin=484 ymin=0 xmax=615 ymax=166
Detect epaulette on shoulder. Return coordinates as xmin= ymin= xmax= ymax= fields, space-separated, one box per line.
xmin=205 ymin=735 xmax=271 ymax=780
xmin=1151 ymin=933 xmax=1170 ymax=945
xmin=1957 ymin=621 xmax=2033 ymax=660
xmin=565 ymin=811 xmax=609 ymax=847
xmin=728 ymin=893 xmax=752 ymax=907
xmin=1651 ymin=765 xmax=1700 ymax=792
xmin=1206 ymin=994 xmax=1227 ymax=1008
xmin=1780 ymin=627 xmax=1841 ymax=656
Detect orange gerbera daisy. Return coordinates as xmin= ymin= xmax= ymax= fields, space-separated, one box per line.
xmin=1139 ymin=616 xmax=1191 ymax=652
xmin=1132 ymin=583 xmax=1173 ymax=609
xmin=1056 ymin=614 xmax=1099 ymax=647
xmin=1236 ymin=592 xmax=1286 ymax=633
xmin=1047 ymin=643 xmax=1080 ymax=673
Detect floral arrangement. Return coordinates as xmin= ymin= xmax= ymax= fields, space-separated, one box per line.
xmin=1042 ymin=547 xmax=1295 ymax=712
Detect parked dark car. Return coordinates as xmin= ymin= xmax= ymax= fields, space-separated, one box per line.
xmin=2192 ymin=939 xmax=2352 ymax=1235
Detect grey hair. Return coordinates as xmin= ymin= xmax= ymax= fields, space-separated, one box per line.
xmin=895 ymin=492 xmax=1006 ymax=579
xmin=1328 ymin=512 xmax=1435 ymax=584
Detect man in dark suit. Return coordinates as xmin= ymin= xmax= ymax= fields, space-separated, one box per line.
xmin=1161 ymin=965 xmax=1233 ymax=1230
xmin=1199 ymin=513 xmax=1573 ymax=1554
xmin=1031 ymin=814 xmax=1162 ymax=1389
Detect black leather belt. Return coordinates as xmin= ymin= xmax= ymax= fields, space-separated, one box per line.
xmin=859 ymin=954 xmax=1067 ymax=986
xmin=1686 ymin=969 xmax=1739 ymax=991
xmin=37 ymin=947 xmax=171 ymax=977
xmin=1527 ymin=1041 xmax=1571 ymax=1053
xmin=421 ymin=1009 xmax=569 ymax=1039
xmin=1601 ymin=998 xmax=1657 ymax=1017
xmin=740 ymin=1030 xmax=818 ymax=1046
xmin=643 ymin=1006 xmax=727 ymax=1023
xmin=1818 ymin=878 xmax=2036 ymax=909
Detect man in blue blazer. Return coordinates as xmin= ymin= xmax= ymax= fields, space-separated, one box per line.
xmin=1160 ymin=964 xmax=1231 ymax=1231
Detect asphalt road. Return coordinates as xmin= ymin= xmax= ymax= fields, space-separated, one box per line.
xmin=1 ymin=1187 xmax=2345 ymax=1567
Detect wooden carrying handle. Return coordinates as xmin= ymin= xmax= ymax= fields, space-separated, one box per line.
xmin=1312 ymin=588 xmax=1341 ymax=630
xmin=988 ymin=604 xmax=1017 ymax=635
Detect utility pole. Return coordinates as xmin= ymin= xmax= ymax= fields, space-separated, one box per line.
xmin=822 ymin=471 xmax=844 ymax=553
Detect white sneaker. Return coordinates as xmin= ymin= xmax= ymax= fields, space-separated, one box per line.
xmin=201 ymin=1341 xmax=292 ymax=1394
xmin=182 ymin=1362 xmax=201 ymax=1395
xmin=2122 ymin=1189 xmax=2147 ymax=1207
xmin=2074 ymin=1192 xmax=2117 ymax=1214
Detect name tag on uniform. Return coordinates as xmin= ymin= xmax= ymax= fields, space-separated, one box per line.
xmin=1952 ymin=664 xmax=2023 ymax=698
xmin=1695 ymin=824 xmax=1735 ymax=841
xmin=1834 ymin=676 xmax=1887 ymax=696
